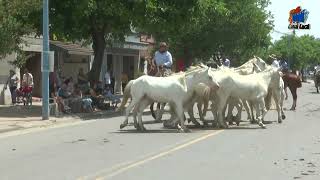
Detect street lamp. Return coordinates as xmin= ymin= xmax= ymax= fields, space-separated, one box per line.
xmin=42 ymin=0 xmax=50 ymax=120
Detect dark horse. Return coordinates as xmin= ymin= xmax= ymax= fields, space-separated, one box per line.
xmin=282 ymin=70 xmax=302 ymax=110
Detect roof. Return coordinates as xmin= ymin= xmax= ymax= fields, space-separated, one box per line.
xmin=50 ymin=41 xmax=93 ymax=56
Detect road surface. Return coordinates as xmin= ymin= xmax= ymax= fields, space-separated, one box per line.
xmin=0 ymin=81 xmax=319 ymax=180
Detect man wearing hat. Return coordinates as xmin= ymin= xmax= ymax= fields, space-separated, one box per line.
xmin=153 ymin=42 xmax=173 ymax=77
xmin=270 ymin=54 xmax=280 ymax=70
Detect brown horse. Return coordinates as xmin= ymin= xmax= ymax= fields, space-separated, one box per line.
xmin=314 ymin=70 xmax=320 ymax=93
xmin=282 ymin=71 xmax=302 ymax=110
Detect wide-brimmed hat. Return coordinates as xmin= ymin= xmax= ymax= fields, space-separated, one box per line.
xmin=159 ymin=42 xmax=167 ymax=47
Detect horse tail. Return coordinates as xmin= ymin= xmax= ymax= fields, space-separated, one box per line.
xmin=202 ymin=86 xmax=211 ymax=115
xmin=265 ymin=89 xmax=273 ymax=110
xmin=297 ymin=72 xmax=302 ymax=88
xmin=116 ymin=80 xmax=133 ymax=112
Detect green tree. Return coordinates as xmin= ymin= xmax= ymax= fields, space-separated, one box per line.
xmin=138 ymin=0 xmax=273 ymax=66
xmin=0 ymin=0 xmax=41 ymax=58
xmin=270 ymin=34 xmax=320 ymax=69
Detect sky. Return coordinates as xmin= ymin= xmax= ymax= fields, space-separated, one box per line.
xmin=268 ymin=0 xmax=320 ymax=42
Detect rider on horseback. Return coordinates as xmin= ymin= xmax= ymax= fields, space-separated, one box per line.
xmin=153 ymin=42 xmax=173 ymax=77
xmin=150 ymin=42 xmax=174 ymax=125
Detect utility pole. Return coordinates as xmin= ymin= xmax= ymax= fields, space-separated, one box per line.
xmin=42 ymin=0 xmax=50 ymax=120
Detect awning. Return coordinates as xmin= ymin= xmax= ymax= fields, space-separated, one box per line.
xmin=50 ymin=41 xmax=93 ymax=56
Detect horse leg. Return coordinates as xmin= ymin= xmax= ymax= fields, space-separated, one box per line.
xmin=210 ymin=101 xmax=218 ymax=127
xmin=120 ymin=98 xmax=139 ymax=129
xmin=226 ymin=100 xmax=234 ymax=125
xmin=155 ymin=103 xmax=165 ymax=122
xmin=175 ymin=103 xmax=190 ymax=133
xmin=284 ymin=86 xmax=288 ymax=100
xmin=217 ymin=96 xmax=229 ymax=129
xmin=242 ymin=99 xmax=252 ymax=121
xmin=289 ymin=86 xmax=297 ymax=110
xmin=197 ymin=102 xmax=204 ymax=121
xmin=132 ymin=105 xmax=139 ymax=130
xmin=136 ymin=99 xmax=152 ymax=131
xmin=187 ymin=103 xmax=200 ymax=126
xmin=255 ymin=100 xmax=266 ymax=128
xmin=273 ymin=89 xmax=283 ymax=123
xmin=249 ymin=101 xmax=256 ymax=124
xmin=235 ymin=101 xmax=242 ymax=126
xmin=280 ymin=87 xmax=286 ymax=120
xmin=188 ymin=105 xmax=201 ymax=126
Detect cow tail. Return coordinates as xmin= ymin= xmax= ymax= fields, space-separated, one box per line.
xmin=116 ymin=80 xmax=133 ymax=112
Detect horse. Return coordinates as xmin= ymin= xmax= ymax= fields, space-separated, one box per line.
xmin=282 ymin=70 xmax=302 ymax=110
xmin=314 ymin=69 xmax=320 ymax=93
xmin=118 ymin=67 xmax=219 ymax=132
xmin=212 ymin=66 xmax=283 ymax=129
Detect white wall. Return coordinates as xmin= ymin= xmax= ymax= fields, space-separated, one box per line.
xmin=60 ymin=54 xmax=90 ymax=82
xmin=0 ymin=53 xmax=19 ymax=84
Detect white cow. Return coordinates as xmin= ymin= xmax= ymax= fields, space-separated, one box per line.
xmin=118 ymin=68 xmax=219 ymax=132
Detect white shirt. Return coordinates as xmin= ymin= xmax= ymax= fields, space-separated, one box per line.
xmin=223 ymin=59 xmax=230 ymax=67
xmin=154 ymin=51 xmax=173 ymax=67
xmin=272 ymin=60 xmax=280 ymax=69
xmin=143 ymin=60 xmax=148 ymax=75
xmin=104 ymin=72 xmax=111 ymax=85
xmin=22 ymin=73 xmax=34 ymax=87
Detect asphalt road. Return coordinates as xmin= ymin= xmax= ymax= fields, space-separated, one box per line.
xmin=0 ymin=81 xmax=320 ymax=180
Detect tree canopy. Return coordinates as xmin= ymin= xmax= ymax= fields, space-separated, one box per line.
xmin=138 ymin=0 xmax=273 ymax=66
xmin=0 ymin=0 xmax=41 ymax=58
xmin=1 ymin=0 xmax=273 ymax=77
xmin=269 ymin=34 xmax=320 ymax=69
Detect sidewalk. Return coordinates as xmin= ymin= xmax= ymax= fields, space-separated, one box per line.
xmin=0 ymin=101 xmax=123 ymax=134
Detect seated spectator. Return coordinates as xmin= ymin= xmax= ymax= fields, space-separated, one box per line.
xmin=103 ymin=87 xmax=121 ymax=107
xmin=78 ymin=68 xmax=89 ymax=92
xmin=67 ymin=77 xmax=74 ymax=93
xmin=58 ymin=79 xmax=72 ymax=99
xmin=72 ymin=84 xmax=82 ymax=98
xmin=89 ymin=88 xmax=104 ymax=110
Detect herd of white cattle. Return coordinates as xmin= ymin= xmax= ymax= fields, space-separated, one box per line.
xmin=117 ymin=56 xmax=286 ymax=133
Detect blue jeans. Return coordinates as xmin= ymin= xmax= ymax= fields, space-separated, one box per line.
xmin=9 ymin=86 xmax=17 ymax=104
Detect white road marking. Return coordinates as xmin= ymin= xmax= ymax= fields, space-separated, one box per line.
xmin=79 ymin=130 xmax=224 ymax=180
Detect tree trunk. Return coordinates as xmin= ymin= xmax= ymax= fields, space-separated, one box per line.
xmin=183 ymin=46 xmax=192 ymax=68
xmin=88 ymin=31 xmax=106 ymax=82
